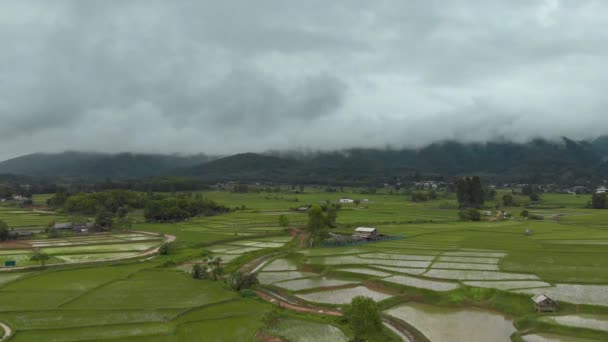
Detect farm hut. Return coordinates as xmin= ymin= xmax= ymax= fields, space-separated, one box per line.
xmin=339 ymin=198 xmax=354 ymax=204
xmin=296 ymin=206 xmax=310 ymax=212
xmin=54 ymin=223 xmax=73 ymax=230
xmin=352 ymin=227 xmax=378 ymax=240
xmin=525 ymin=229 xmax=534 ymax=236
xmin=532 ymin=294 xmax=558 ymax=312
xmin=8 ymin=230 xmax=33 ymax=239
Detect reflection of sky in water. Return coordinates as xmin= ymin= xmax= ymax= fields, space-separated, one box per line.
xmin=386 ymin=303 xmax=515 ymax=342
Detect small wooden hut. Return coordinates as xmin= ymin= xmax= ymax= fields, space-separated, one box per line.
xmin=352 ymin=227 xmax=378 ymax=240
xmin=532 ymin=294 xmax=558 ymax=312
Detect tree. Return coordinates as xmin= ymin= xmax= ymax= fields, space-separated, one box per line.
xmin=95 ymin=208 xmax=114 ymax=230
xmin=520 ymin=210 xmax=529 ymax=219
xmin=278 ymin=214 xmax=289 ymax=227
xmin=470 ymin=176 xmax=484 ymax=207
xmin=529 ymin=193 xmax=540 ymax=202
xmin=410 ymin=192 xmax=429 ymax=202
xmin=456 ymin=176 xmax=485 ymax=208
xmin=325 ymin=206 xmax=338 ymax=228
xmin=30 ymin=252 xmax=50 ymax=266
xmin=228 ymin=272 xmax=259 ymax=291
xmin=590 ymin=193 xmax=607 ymax=209
xmin=306 ymin=204 xmax=329 ymax=247
xmin=191 ymin=264 xmax=205 ymax=279
xmin=502 ymin=194 xmax=515 ymax=207
xmin=347 ymin=296 xmax=383 ymax=341
xmin=204 ymin=256 xmax=224 ymax=280
xmin=0 ymin=220 xmax=9 ymax=241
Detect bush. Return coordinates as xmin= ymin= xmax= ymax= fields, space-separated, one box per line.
xmin=240 ymin=288 xmax=257 ymax=298
xmin=459 ymin=208 xmax=481 ymax=221
xmin=529 ymin=214 xmax=544 ymax=220
xmin=158 ymin=242 xmax=173 ymax=255
xmin=228 ymin=272 xmax=259 ymax=291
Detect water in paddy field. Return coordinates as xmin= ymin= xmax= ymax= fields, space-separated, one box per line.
xmin=385 ymin=302 xmax=516 ymax=342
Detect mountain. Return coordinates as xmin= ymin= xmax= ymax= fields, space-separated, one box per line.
xmin=1 ymin=137 xmax=606 ymax=185
xmin=182 ymin=153 xmax=299 ymax=181
xmin=181 ymin=138 xmax=606 ymax=185
xmin=0 ymin=152 xmax=214 ymax=179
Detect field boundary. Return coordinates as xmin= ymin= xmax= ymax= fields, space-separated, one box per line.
xmin=0 ymin=234 xmax=175 ymax=273
xmin=0 ymin=321 xmax=13 ymax=341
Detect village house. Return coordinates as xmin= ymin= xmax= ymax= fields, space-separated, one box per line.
xmin=596 ymin=186 xmax=607 ymax=194
xmin=532 ymin=294 xmax=558 ymax=312
xmin=352 ymin=227 xmax=378 ymax=240
xmin=339 ymin=198 xmax=354 ymax=204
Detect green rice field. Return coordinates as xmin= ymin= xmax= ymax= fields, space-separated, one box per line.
xmin=0 ymin=189 xmax=607 ymax=341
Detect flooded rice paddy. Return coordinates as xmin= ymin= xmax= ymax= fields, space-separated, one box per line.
xmin=297 ymin=286 xmax=391 ymax=304
xmin=541 ymin=314 xmax=608 ymax=332
xmin=275 ymin=277 xmax=354 ymax=291
xmin=385 ymin=302 xmax=516 ymax=342
xmin=383 ymin=275 xmax=459 ymax=291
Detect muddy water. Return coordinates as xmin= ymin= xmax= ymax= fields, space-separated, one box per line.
xmin=522 ymin=333 xmax=601 ymax=342
xmin=385 ymin=303 xmax=516 ymax=342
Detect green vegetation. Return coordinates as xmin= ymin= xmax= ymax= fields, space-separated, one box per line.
xmin=347 ymin=296 xmax=383 ymax=341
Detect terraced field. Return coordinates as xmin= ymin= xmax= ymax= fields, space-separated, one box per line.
xmin=0 ymin=190 xmax=607 ymax=341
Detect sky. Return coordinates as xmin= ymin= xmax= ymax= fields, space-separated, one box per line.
xmin=1 ymin=0 xmax=608 ymax=161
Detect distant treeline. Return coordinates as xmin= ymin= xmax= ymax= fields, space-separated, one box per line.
xmin=47 ymin=190 xmax=229 ymax=223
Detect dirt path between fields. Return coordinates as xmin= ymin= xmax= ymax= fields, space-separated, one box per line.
xmin=245 ymin=251 xmax=419 ymax=341
xmin=0 ymin=233 xmax=176 ymax=272
xmin=0 ymin=321 xmax=12 ymax=341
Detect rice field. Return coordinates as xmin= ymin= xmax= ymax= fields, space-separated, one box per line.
xmin=522 ymin=333 xmax=601 ymax=342
xmin=517 ymin=285 xmax=608 ymax=306
xmin=2 ymin=191 xmax=608 ymax=340
xmin=297 ymin=286 xmax=392 ymax=304
xmin=463 ymin=280 xmax=552 ymax=290
xmin=262 ymin=259 xmax=298 ymax=271
xmin=268 ymin=319 xmax=348 ymax=342
xmin=275 ymin=277 xmax=354 ymax=291
xmin=385 ymin=303 xmax=516 ymax=342
xmin=258 ymin=271 xmax=315 ymax=284
xmin=541 ymin=315 xmax=608 ymax=333
xmin=383 ymin=274 xmax=460 ymax=291
xmin=336 ymin=268 xmax=392 ymax=277
xmin=424 ymin=269 xmax=539 ymax=281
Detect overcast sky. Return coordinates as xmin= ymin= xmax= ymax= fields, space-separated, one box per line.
xmin=1 ymin=0 xmax=607 ymax=161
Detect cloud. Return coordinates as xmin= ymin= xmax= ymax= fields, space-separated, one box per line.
xmin=0 ymin=0 xmax=607 ymax=160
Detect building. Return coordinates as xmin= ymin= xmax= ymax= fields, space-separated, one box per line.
xmin=532 ymin=294 xmax=558 ymax=312
xmin=54 ymin=223 xmax=73 ymax=230
xmin=596 ymin=186 xmax=607 ymax=194
xmin=571 ymin=186 xmax=591 ymax=194
xmin=53 ymin=222 xmax=95 ymax=233
xmin=8 ymin=230 xmax=34 ymax=239
xmin=339 ymin=198 xmax=354 ymax=204
xmin=352 ymin=227 xmax=378 ymax=240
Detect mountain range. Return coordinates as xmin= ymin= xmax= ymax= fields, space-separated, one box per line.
xmin=1 ymin=137 xmax=607 ymax=185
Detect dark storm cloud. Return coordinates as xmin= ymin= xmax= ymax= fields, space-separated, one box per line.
xmin=1 ymin=0 xmax=608 ymax=160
